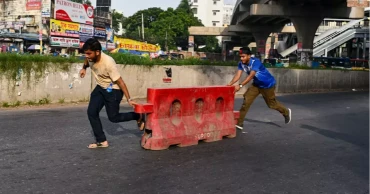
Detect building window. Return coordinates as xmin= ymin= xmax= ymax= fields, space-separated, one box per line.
xmin=213 ymin=12 xmax=217 ymax=16
xmin=213 ymin=23 xmax=216 ymax=26
xmin=214 ymin=1 xmax=217 ymax=5
xmin=194 ymin=0 xmax=198 ymax=3
xmin=192 ymin=8 xmax=198 ymax=14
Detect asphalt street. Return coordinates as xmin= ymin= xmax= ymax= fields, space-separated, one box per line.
xmin=0 ymin=91 xmax=368 ymax=194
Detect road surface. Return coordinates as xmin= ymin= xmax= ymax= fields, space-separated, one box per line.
xmin=0 ymin=92 xmax=368 ymax=194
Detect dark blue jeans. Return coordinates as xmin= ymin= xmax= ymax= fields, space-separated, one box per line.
xmin=87 ymin=85 xmax=140 ymax=142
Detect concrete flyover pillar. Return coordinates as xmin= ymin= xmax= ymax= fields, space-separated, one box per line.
xmin=290 ymin=17 xmax=324 ymax=66
xmin=188 ymin=36 xmax=195 ymax=54
xmin=362 ymin=33 xmax=367 ymax=59
xmin=346 ymin=40 xmax=353 ymax=58
xmin=222 ymin=41 xmax=227 ymax=61
xmin=252 ymin=31 xmax=271 ymax=61
xmin=356 ymin=38 xmax=360 ymax=59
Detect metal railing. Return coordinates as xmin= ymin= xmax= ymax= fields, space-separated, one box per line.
xmin=280 ymin=18 xmax=365 ymax=57
xmin=314 ymin=29 xmax=357 ymax=56
xmin=313 ymin=19 xmax=364 ymax=48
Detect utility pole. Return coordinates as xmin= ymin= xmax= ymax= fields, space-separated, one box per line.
xmin=165 ymin=30 xmax=168 ymax=53
xmin=138 ymin=26 xmax=141 ymax=38
xmin=141 ymin=13 xmax=145 ymax=41
xmin=39 ymin=0 xmax=43 ymax=55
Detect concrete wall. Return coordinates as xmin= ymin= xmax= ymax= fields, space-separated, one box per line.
xmin=0 ymin=64 xmax=368 ymax=103
xmin=0 ymin=65 xmax=91 ymax=103
xmin=269 ymin=68 xmax=369 ymax=93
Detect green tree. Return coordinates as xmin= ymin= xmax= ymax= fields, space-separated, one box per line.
xmin=112 ymin=10 xmax=125 ymax=33
xmin=196 ymin=36 xmax=221 ymax=53
xmin=147 ymin=8 xmax=184 ymax=50
xmin=122 ymin=8 xmax=164 ymax=40
xmin=176 ymin=0 xmax=192 ymax=15
xmin=120 ymin=0 xmax=221 ymax=53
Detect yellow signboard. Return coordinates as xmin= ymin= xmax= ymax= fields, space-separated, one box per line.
xmin=114 ymin=37 xmax=161 ymax=53
xmin=50 ymin=19 xmax=80 ymax=38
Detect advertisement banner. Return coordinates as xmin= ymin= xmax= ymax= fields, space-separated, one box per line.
xmin=0 ymin=21 xmax=25 ymax=34
xmin=26 ymin=0 xmax=42 ymax=11
xmin=42 ymin=0 xmax=51 ymax=17
xmin=106 ymin=42 xmax=116 ymax=51
xmin=99 ymin=41 xmax=107 ymax=50
xmin=0 ymin=21 xmax=25 ymax=29
xmin=94 ymin=17 xmax=110 ymax=28
xmin=114 ymin=37 xmax=160 ymax=53
xmin=79 ymin=24 xmax=94 ymax=42
xmin=54 ymin=0 xmax=94 ymax=25
xmin=94 ymin=27 xmax=106 ymax=38
xmin=188 ymin=36 xmax=194 ymax=48
xmin=106 ymin=27 xmax=114 ymax=42
xmin=50 ymin=19 xmax=79 ymax=38
xmin=50 ymin=37 xmax=80 ymax=48
xmin=80 ymin=41 xmax=107 ymax=50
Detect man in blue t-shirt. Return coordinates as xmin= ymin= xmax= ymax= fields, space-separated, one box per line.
xmin=228 ymin=47 xmax=291 ymax=130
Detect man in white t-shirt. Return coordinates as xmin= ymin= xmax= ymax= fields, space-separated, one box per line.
xmin=79 ymin=38 xmax=145 ymax=149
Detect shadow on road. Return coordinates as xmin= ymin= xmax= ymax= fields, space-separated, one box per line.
xmin=245 ymin=118 xmax=282 ymax=128
xmin=100 ymin=116 xmax=142 ymax=138
xmin=301 ymin=124 xmax=368 ymax=149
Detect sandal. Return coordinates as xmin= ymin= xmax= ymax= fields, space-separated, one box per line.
xmin=137 ymin=114 xmax=146 ymax=131
xmin=141 ymin=129 xmax=152 ymax=147
xmin=88 ymin=141 xmax=109 ymax=149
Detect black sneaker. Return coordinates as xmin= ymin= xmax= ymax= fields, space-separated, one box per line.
xmin=285 ymin=108 xmax=292 ymax=124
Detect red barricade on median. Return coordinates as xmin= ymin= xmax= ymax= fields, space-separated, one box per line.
xmin=135 ymin=86 xmax=240 ymax=150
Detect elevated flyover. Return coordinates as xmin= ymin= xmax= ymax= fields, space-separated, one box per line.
xmin=189 ymin=0 xmax=366 ymax=65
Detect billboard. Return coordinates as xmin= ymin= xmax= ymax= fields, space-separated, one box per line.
xmin=0 ymin=21 xmax=25 ymax=34
xmin=94 ymin=16 xmax=111 ymax=28
xmin=106 ymin=27 xmax=114 ymax=42
xmin=79 ymin=24 xmax=94 ymax=42
xmin=42 ymin=0 xmax=51 ymax=17
xmin=54 ymin=0 xmax=94 ymax=25
xmin=99 ymin=41 xmax=107 ymax=50
xmin=188 ymin=36 xmax=194 ymax=48
xmin=114 ymin=37 xmax=160 ymax=53
xmin=50 ymin=37 xmax=80 ymax=48
xmin=0 ymin=21 xmax=25 ymax=29
xmin=107 ymin=42 xmax=116 ymax=51
xmin=94 ymin=27 xmax=106 ymax=38
xmin=50 ymin=19 xmax=79 ymax=38
xmin=26 ymin=0 xmax=42 ymax=11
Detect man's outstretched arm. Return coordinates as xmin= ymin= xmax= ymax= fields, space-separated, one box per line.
xmin=239 ymin=71 xmax=256 ymax=87
xmin=228 ymin=70 xmax=243 ymax=86
xmin=115 ymin=77 xmax=132 ymax=101
xmin=233 ymin=71 xmax=256 ymax=93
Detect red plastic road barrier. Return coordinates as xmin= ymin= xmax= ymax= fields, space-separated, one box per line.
xmin=135 ymin=86 xmax=240 ymax=151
